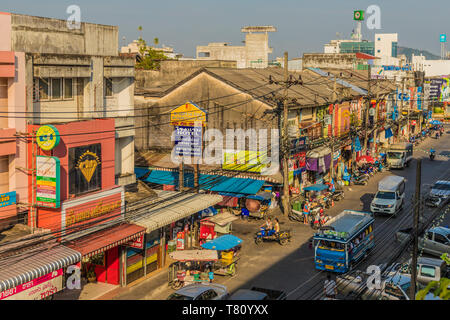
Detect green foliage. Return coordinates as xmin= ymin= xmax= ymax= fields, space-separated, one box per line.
xmin=135 ymin=38 xmax=168 ymax=70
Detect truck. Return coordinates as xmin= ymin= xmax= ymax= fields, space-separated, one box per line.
xmin=336 ymin=271 xmax=412 ymax=300
xmin=370 ymin=176 xmax=406 ymax=216
xmin=385 ymin=257 xmax=449 ymax=286
xmin=228 ymin=286 xmax=287 ymax=300
xmin=386 ymin=142 xmax=413 ymax=169
xmin=395 ymin=226 xmax=450 ymax=258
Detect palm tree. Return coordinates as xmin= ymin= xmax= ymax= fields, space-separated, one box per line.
xmin=153 ymin=37 xmax=159 ymax=47
xmin=138 ymin=26 xmax=143 ymax=40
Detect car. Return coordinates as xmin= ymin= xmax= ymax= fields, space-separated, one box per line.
xmin=396 ymin=226 xmax=450 ymax=258
xmin=428 ymin=180 xmax=450 ymax=206
xmin=228 ymin=287 xmax=287 ymax=300
xmin=166 ymin=283 xmax=229 ymax=300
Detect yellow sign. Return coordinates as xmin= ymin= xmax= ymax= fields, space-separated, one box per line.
xmin=222 ymin=150 xmax=268 ymax=173
xmin=36 ymin=125 xmax=60 ymax=151
xmin=170 ymin=102 xmax=207 ymax=126
xmin=76 ymin=151 xmax=101 ymax=183
xmin=66 ymin=200 xmax=122 ymax=227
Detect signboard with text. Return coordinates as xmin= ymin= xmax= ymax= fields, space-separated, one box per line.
xmin=0 ymin=191 xmax=16 ymax=208
xmin=174 ymin=126 xmax=202 ymax=157
xmin=127 ymin=234 xmax=144 ymax=249
xmin=0 ymin=269 xmax=63 ymax=300
xmin=36 ymin=156 xmax=60 ymax=208
xmin=170 ymin=102 xmax=207 ymax=127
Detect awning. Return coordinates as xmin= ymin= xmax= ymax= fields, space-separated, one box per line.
xmin=139 ymin=168 xmax=265 ymax=195
xmin=0 ymin=244 xmax=81 ymax=292
xmin=246 ymin=191 xmax=272 ymax=201
xmin=306 ymin=146 xmax=331 ymax=158
xmin=304 ymin=184 xmax=329 ymax=192
xmin=169 ymin=249 xmax=218 ymax=261
xmin=127 ymin=192 xmax=223 ymax=233
xmin=64 ymin=223 xmax=146 ymax=258
xmin=201 ymin=235 xmax=243 ymax=251
xmin=206 ymin=211 xmax=239 ymax=226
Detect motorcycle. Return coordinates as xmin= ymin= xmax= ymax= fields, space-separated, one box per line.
xmin=331 ymin=190 xmax=345 ymax=201
xmin=255 ymin=227 xmax=291 ymax=246
xmin=430 ymin=152 xmax=435 ymax=161
xmin=350 ymin=174 xmax=369 ymax=186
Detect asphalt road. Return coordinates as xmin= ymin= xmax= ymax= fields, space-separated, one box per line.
xmin=116 ymin=125 xmax=450 ymax=300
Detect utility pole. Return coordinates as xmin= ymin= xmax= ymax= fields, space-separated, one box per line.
xmin=363 ymin=64 xmax=371 ymax=154
xmin=410 ymin=159 xmax=421 ymax=300
xmin=401 ymin=77 xmax=406 ymax=139
xmin=282 ymin=52 xmax=291 ymax=216
xmin=330 ymin=76 xmax=337 ymax=181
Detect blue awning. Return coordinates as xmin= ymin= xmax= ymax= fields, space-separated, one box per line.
xmin=135 ymin=167 xmax=150 ymax=179
xmin=246 ymin=191 xmax=272 ymax=201
xmin=138 ymin=169 xmax=265 ymax=195
xmin=201 ymin=234 xmax=243 ymax=251
xmin=218 ymin=192 xmax=247 ymax=198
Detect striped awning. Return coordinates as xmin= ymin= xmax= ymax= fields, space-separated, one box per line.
xmin=0 ymin=244 xmax=81 ymax=292
xmin=127 ymin=191 xmax=223 ymax=233
xmin=65 ymin=223 xmax=146 ymax=258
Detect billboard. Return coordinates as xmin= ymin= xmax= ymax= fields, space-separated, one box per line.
xmin=428 ymin=78 xmax=450 ymax=102
xmin=222 ymin=150 xmax=268 ymax=173
xmin=36 ymin=156 xmax=60 ymax=208
xmin=174 ymin=126 xmax=202 ymax=157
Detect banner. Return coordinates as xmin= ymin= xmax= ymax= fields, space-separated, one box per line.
xmin=36 ymin=156 xmax=60 ymax=208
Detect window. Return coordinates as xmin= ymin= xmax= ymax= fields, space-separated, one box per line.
xmin=39 ymin=78 xmax=49 ymax=100
xmin=104 ymin=78 xmax=113 ymax=97
xmin=51 ymin=78 xmax=62 ymax=100
xmin=197 ymin=290 xmax=218 ymax=300
xmin=420 ymin=265 xmax=436 ymax=278
xmin=433 ymin=233 xmax=449 ymax=244
xmin=64 ymin=78 xmax=73 ymax=99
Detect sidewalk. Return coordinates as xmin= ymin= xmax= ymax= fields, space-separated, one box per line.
xmin=54 ymin=279 xmax=119 ymax=300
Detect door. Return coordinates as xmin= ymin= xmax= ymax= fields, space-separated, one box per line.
xmin=106 ymin=247 xmax=120 ymax=285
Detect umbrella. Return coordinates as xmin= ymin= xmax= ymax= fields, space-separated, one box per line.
xmin=201 ymin=235 xmax=243 ymax=251
xmin=356 ymin=155 xmax=375 ymax=164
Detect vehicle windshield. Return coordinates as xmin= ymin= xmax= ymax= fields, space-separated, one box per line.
xmin=387 ymin=152 xmax=403 ymax=159
xmin=432 ymin=183 xmax=450 ymax=191
xmin=167 ymin=293 xmax=194 ymax=300
xmin=318 ymin=240 xmax=345 ymax=251
xmin=376 ymin=191 xmax=396 ymax=200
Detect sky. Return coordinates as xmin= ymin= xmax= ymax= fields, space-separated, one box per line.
xmin=1 ymin=0 xmax=449 ymax=59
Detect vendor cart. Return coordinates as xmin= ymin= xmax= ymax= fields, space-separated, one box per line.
xmin=245 ymin=192 xmax=273 ymax=219
xmin=168 ymin=249 xmax=219 ymax=289
xmin=201 ymin=234 xmax=242 ymax=277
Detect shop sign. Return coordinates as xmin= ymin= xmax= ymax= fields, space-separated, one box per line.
xmin=36 ymin=156 xmax=60 ymax=208
xmin=222 ymin=149 xmax=267 ymax=173
xmin=0 ymin=191 xmax=16 ymax=208
xmin=170 ymin=102 xmax=207 ymax=127
xmin=290 ymin=136 xmax=307 ymax=153
xmin=36 ymin=125 xmax=60 ymax=151
xmin=65 ymin=199 xmax=122 ymax=227
xmin=333 ymin=150 xmax=341 ymax=161
xmin=127 ymin=234 xmax=144 ymax=249
xmin=0 ymin=269 xmax=63 ymax=300
xmin=69 ymin=144 xmax=102 ymax=196
xmin=176 ymin=232 xmax=185 ymax=250
xmin=174 ymin=126 xmax=202 ymax=157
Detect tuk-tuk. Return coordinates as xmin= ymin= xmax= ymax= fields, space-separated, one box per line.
xmin=201 ymin=234 xmax=242 ymax=277
xmin=245 ymin=192 xmax=273 ymax=219
xmin=168 ymin=249 xmax=219 ymax=289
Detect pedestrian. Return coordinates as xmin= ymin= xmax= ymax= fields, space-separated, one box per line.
xmin=323 ymin=274 xmax=337 ymax=299
xmin=241 ymin=207 xmax=249 ymax=221
xmin=208 ymin=267 xmax=214 ymax=283
xmin=302 ymin=201 xmax=310 ymax=225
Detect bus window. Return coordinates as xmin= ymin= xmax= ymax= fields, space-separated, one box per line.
xmin=318 ymin=240 xmax=345 ymax=251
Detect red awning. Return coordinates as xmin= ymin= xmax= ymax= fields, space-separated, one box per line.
xmin=65 ymin=223 xmax=146 ymax=258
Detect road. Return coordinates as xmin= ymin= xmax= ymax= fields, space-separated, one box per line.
xmin=115 ymin=126 xmax=450 ymax=300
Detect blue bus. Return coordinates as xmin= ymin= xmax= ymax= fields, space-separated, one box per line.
xmin=314 ymin=210 xmax=375 ymax=273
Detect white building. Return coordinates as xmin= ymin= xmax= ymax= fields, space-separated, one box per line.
xmin=411 ymin=54 xmax=450 ymax=77
xmin=374 ymin=33 xmax=398 ymax=58
xmin=196 ymin=26 xmax=276 ymax=68
xmin=121 ymin=40 xmax=183 ymax=59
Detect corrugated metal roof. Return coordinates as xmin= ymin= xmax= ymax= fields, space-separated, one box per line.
xmin=127 ymin=191 xmax=223 ymax=233
xmin=0 ymin=244 xmax=81 ymax=292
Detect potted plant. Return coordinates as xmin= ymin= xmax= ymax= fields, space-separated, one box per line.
xmin=87 ymin=266 xmax=97 ymax=283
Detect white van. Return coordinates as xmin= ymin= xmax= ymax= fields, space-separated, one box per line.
xmin=370 ymin=176 xmax=406 ymax=216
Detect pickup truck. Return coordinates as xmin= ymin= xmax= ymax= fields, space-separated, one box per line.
xmin=336 ymin=270 xmax=412 ymax=300
xmin=395 ymin=226 xmax=450 ymax=258
xmin=228 ymin=286 xmax=287 ymax=300
xmin=384 ymin=257 xmax=449 ymax=286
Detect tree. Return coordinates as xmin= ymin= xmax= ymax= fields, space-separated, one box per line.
xmin=153 ymin=37 xmax=159 ymax=46
xmin=135 ymin=38 xmax=168 ymax=70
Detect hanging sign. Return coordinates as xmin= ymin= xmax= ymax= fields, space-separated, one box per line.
xmin=127 ymin=235 xmax=144 ymax=249
xmin=170 ymin=102 xmax=207 ymax=127
xmin=36 ymin=125 xmax=60 ymax=151
xmin=36 ymin=156 xmax=60 ymax=208
xmin=0 ymin=191 xmax=16 ymax=208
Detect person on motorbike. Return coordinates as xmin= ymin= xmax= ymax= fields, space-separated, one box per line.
xmin=273 ymin=218 xmax=280 ymax=236
xmin=430 ymin=148 xmax=436 ymax=160
xmin=260 ymin=217 xmax=273 ymax=235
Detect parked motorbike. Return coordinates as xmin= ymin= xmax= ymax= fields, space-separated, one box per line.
xmin=350 ymin=174 xmax=369 ymax=186
xmin=331 ymin=190 xmax=345 ymax=201
xmin=255 ymin=227 xmax=291 ymax=246
xmin=288 ymin=209 xmax=304 ymax=222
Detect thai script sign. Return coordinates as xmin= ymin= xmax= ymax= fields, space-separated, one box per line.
xmin=170 ymin=102 xmax=207 ymax=127
xmin=0 ymin=269 xmax=63 ymax=300
xmin=66 ymin=199 xmax=122 ymax=227
xmin=0 ymin=191 xmax=16 ymax=208
xmin=36 ymin=156 xmax=60 ymax=208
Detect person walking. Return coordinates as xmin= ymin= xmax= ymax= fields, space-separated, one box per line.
xmin=303 ymin=201 xmax=310 ymax=225
xmin=323 ymin=274 xmax=338 ymax=299
xmin=208 ymin=267 xmax=214 ymax=283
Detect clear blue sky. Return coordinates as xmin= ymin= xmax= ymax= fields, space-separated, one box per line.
xmin=1 ymin=0 xmax=448 ymax=58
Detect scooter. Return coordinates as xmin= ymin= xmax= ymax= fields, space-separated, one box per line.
xmin=430 ymin=152 xmax=435 ymax=161
xmin=350 ymin=174 xmax=369 ymax=186
xmin=331 ymin=190 xmax=345 ymax=201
